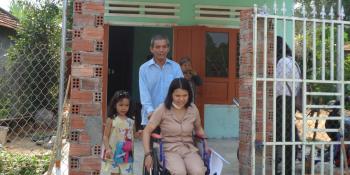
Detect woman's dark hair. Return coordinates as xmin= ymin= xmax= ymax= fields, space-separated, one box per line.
xmin=164 ymin=78 xmax=193 ymax=109
xmin=107 ymin=90 xmax=131 ymax=119
xmin=277 ymin=36 xmax=292 ymax=62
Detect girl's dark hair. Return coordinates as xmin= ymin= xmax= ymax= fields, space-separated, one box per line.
xmin=277 ymin=36 xmax=292 ymax=62
xmin=107 ymin=90 xmax=131 ymax=119
xmin=164 ymin=78 xmax=193 ymax=109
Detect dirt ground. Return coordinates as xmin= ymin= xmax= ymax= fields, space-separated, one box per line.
xmin=295 ymin=110 xmax=331 ymax=142
xmin=3 ymin=137 xmax=51 ymax=155
xmin=295 ymin=110 xmax=350 ymax=142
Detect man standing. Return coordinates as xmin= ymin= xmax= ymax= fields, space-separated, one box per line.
xmin=139 ymin=35 xmax=183 ymax=126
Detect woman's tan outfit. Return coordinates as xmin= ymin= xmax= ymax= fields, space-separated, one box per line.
xmin=148 ymin=103 xmax=206 ymax=175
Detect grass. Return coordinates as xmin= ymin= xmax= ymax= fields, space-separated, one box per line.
xmin=0 ymin=149 xmax=50 ymax=175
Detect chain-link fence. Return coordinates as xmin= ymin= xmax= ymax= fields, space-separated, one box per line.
xmin=0 ymin=41 xmax=68 ymax=174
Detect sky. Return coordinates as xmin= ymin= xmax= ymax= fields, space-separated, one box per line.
xmin=0 ymin=0 xmax=11 ymax=11
xmin=0 ymin=0 xmax=39 ymax=12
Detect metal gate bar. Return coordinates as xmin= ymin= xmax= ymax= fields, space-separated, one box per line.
xmin=252 ymin=2 xmax=350 ymax=174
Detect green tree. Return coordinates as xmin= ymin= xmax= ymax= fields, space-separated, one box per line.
xmin=295 ymin=0 xmax=335 ymax=16
xmin=294 ymin=26 xmax=350 ymax=104
xmin=1 ymin=0 xmax=62 ymax=117
xmin=295 ymin=0 xmax=350 ymax=34
xmin=293 ymin=0 xmax=350 ymax=104
xmin=9 ymin=0 xmax=29 ymax=21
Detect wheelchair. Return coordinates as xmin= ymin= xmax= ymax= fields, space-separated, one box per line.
xmin=142 ymin=133 xmax=211 ymax=175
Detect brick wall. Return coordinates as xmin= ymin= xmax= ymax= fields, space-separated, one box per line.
xmin=69 ymin=0 xmax=104 ymax=174
xmin=239 ymin=9 xmax=275 ymax=174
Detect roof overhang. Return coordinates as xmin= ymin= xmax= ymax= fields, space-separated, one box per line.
xmin=0 ymin=7 xmax=19 ymax=30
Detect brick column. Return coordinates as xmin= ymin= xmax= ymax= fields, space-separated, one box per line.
xmin=239 ymin=9 xmax=275 ymax=174
xmin=69 ymin=0 xmax=104 ymax=174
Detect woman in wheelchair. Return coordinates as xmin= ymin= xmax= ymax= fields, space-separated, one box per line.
xmin=142 ymin=78 xmax=208 ymax=175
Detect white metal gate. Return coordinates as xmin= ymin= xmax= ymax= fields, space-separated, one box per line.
xmin=251 ymin=2 xmax=350 ymax=174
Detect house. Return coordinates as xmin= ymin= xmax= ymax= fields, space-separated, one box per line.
xmin=68 ymin=0 xmax=293 ymax=174
xmin=0 ymin=7 xmax=18 ymax=74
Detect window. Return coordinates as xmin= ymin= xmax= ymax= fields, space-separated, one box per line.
xmin=205 ymin=32 xmax=229 ymax=77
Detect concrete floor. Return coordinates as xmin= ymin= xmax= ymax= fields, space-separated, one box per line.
xmin=133 ymin=138 xmax=239 ymax=175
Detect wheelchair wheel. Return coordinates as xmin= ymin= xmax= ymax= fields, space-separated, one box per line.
xmin=151 ymin=150 xmax=170 ymax=175
xmin=142 ymin=148 xmax=161 ymax=175
xmin=152 ymin=149 xmax=160 ymax=174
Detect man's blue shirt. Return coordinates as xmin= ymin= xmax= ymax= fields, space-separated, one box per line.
xmin=139 ymin=58 xmax=183 ymax=125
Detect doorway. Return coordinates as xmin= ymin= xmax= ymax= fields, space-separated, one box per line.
xmin=173 ymin=26 xmax=240 ymax=128
xmin=106 ymin=26 xmax=173 ymax=130
xmin=106 ymin=25 xmax=239 ymax=134
xmin=107 ymin=26 xmax=134 ymax=104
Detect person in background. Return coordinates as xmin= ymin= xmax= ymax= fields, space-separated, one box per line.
xmin=138 ymin=34 xmax=183 ymax=126
xmin=178 ymin=57 xmax=203 ymax=102
xmin=275 ymin=36 xmax=302 ymax=175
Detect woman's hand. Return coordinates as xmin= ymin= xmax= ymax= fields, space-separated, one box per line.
xmin=143 ymin=123 xmax=157 ymax=172
xmin=205 ymin=146 xmax=212 ymax=155
xmin=144 ymin=154 xmax=153 ymax=172
xmin=184 ymin=71 xmax=192 ymax=80
xmin=134 ymin=130 xmax=143 ymax=138
xmin=190 ymin=70 xmax=198 ymax=76
xmin=105 ymin=147 xmax=113 ymax=159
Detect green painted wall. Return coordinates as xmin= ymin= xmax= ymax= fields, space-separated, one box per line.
xmin=204 ymin=105 xmax=239 ymax=138
xmin=131 ymin=27 xmax=173 ymax=102
xmin=112 ymin=0 xmax=295 ymax=102
xmin=105 ymin=0 xmax=294 ymax=28
xmin=108 ymin=1 xmax=294 ymax=138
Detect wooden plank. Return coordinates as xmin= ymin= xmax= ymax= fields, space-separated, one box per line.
xmin=106 ymin=7 xmax=179 ymax=13
xmin=195 ymin=5 xmax=249 ymax=10
xmin=105 ymin=13 xmax=179 ymax=19
xmin=195 ymin=16 xmax=240 ymax=21
xmin=195 ymin=10 xmax=240 ymax=15
xmin=107 ymin=1 xmax=180 ymax=7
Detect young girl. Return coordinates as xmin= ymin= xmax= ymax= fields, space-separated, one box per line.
xmin=101 ymin=90 xmax=134 ymax=175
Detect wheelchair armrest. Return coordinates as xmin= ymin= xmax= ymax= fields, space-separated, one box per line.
xmin=194 ymin=134 xmax=208 ymax=140
xmin=151 ymin=133 xmax=162 ymax=139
